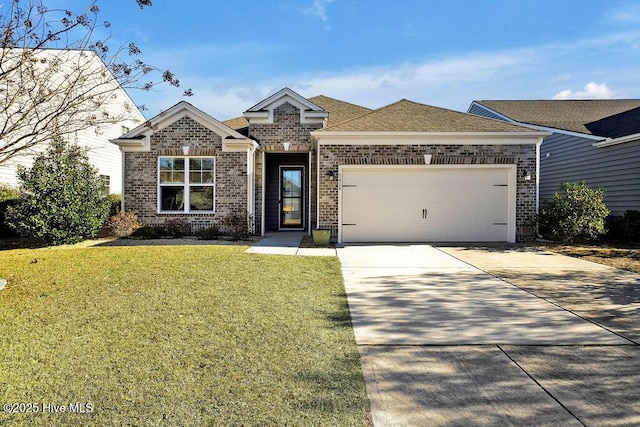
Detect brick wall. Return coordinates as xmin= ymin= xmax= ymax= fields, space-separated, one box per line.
xmin=317 ymin=143 xmax=538 ymax=242
xmin=123 ymin=117 xmax=247 ymax=228
xmin=249 ymin=102 xmax=321 ymax=233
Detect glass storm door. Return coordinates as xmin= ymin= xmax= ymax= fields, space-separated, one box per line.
xmin=280 ymin=167 xmax=304 ymax=229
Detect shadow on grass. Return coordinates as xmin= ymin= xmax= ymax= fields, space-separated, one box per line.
xmin=325 ymin=293 xmax=355 ymax=329
xmin=0 ymin=237 xmax=50 ymax=251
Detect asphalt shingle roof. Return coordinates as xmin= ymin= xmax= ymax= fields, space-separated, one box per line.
xmin=320 ymin=99 xmax=534 ymax=133
xmin=308 ymin=95 xmax=373 ymax=126
xmin=222 ymin=115 xmax=249 ymax=131
xmin=223 ymin=95 xmax=372 ymax=130
xmin=475 ymin=100 xmax=640 ymax=135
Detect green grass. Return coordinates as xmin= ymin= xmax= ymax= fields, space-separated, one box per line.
xmin=0 ymin=245 xmax=369 ymax=426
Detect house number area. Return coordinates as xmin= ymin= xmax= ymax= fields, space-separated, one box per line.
xmin=3 ymin=402 xmax=94 ymax=414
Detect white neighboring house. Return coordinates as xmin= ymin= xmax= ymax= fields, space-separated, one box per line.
xmin=0 ymin=48 xmax=146 ymax=194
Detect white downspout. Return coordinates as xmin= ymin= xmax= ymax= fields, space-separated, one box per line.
xmin=261 ymin=151 xmax=266 ymax=236
xmin=247 ymin=147 xmax=256 ymax=234
xmin=536 ymin=137 xmax=542 ymax=212
xmin=308 ymin=151 xmax=313 ymax=234
xmin=120 ymin=147 xmax=126 ymax=211
xmin=316 ymin=142 xmax=321 ymax=232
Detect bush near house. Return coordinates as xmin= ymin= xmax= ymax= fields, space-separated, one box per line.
xmin=222 ymin=211 xmax=252 ymax=241
xmin=5 ymin=138 xmax=111 ymax=245
xmin=0 ymin=185 xmax=20 ymax=237
xmin=537 ymin=181 xmax=610 ymax=243
xmin=108 ymin=210 xmax=142 ymax=238
xmin=106 ymin=193 xmax=123 ymax=217
xmin=607 ymin=210 xmax=640 ymax=243
xmin=196 ymin=224 xmax=220 ymax=240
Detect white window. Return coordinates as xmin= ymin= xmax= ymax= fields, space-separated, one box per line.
xmin=158 ymin=157 xmax=215 ymax=213
xmin=100 ymin=175 xmax=110 ymax=196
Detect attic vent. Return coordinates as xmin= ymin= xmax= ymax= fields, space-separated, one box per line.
xmin=340 ymin=157 xmax=426 ymax=165
xmin=432 ymin=156 xmax=514 ymax=165
xmin=159 ymin=148 xmax=218 ymax=156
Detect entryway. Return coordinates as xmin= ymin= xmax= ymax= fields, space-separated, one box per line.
xmin=264 ymin=153 xmax=309 ymax=232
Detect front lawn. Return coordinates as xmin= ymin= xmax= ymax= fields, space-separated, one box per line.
xmin=0 ymin=245 xmax=369 ymax=426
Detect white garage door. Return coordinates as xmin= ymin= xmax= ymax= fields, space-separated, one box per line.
xmin=340 ymin=166 xmax=515 ymax=243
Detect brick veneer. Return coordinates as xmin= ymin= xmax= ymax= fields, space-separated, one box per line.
xmin=317 ymin=144 xmax=537 ymax=242
xmin=124 ymin=102 xmax=538 ymax=242
xmin=123 ymin=117 xmax=247 ymax=228
xmin=249 ymin=102 xmax=321 ymax=233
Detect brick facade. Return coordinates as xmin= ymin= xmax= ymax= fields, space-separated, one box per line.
xmin=248 ymin=102 xmax=321 ymax=233
xmin=122 ymin=99 xmax=538 ymax=242
xmin=123 ymin=117 xmax=247 ymax=228
xmin=317 ymin=144 xmax=537 ymax=242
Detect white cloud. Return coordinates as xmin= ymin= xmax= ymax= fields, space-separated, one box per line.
xmin=552 ymin=82 xmax=616 ymax=100
xmin=135 ymin=27 xmax=640 ymax=119
xmin=303 ymin=0 xmax=334 ymax=24
xmin=606 ymin=2 xmax=640 ymax=24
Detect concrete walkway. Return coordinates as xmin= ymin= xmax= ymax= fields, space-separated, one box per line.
xmin=245 ymin=232 xmax=336 ymax=256
xmin=338 ymin=244 xmax=640 ymax=426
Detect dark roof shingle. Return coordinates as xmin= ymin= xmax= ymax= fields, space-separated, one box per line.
xmin=321 ymin=99 xmax=534 ymax=133
xmin=475 ymin=100 xmax=640 ymax=135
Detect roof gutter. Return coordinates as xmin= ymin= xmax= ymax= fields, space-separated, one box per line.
xmin=593 ymin=133 xmax=640 ymax=148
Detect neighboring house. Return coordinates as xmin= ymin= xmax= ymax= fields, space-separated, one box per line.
xmin=112 ymin=88 xmax=545 ymax=243
xmin=0 ymin=49 xmax=146 ymax=194
xmin=468 ymin=100 xmax=640 ymax=216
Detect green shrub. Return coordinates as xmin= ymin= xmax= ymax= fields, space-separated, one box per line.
xmin=222 ymin=211 xmax=251 ymax=241
xmin=537 ymin=181 xmax=610 ymax=243
xmin=197 ymin=224 xmax=220 ymax=240
xmin=130 ymin=225 xmax=161 ymax=239
xmin=108 ymin=210 xmax=142 ymax=238
xmin=162 ymin=218 xmax=191 ymax=237
xmin=5 ymin=138 xmax=110 ymax=245
xmin=608 ymin=210 xmax=640 ymax=242
xmin=0 ymin=185 xmax=20 ymax=237
xmin=106 ymin=193 xmax=122 ymax=217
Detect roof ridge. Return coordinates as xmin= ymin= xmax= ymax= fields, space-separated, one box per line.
xmin=310 ymin=95 xmax=374 ymax=111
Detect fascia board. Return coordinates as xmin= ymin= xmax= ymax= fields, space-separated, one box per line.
xmin=110 ymin=135 xmax=150 ymax=152
xmin=120 ymin=101 xmax=246 ymax=140
xmin=312 ymin=132 xmax=548 ymax=145
xmin=468 ymin=103 xmax=606 ymax=141
xmin=593 ymin=133 xmax=640 ymax=148
xmin=222 ymin=138 xmax=259 ymax=152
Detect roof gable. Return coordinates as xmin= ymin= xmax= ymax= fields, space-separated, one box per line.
xmin=111 ymin=101 xmax=252 ymax=151
xmin=319 ymin=99 xmax=535 ymax=133
xmin=473 ymin=100 xmax=640 ymax=136
xmin=224 ymin=95 xmax=372 ymax=131
xmin=119 ymin=101 xmax=246 ymax=140
xmin=243 ymin=87 xmax=328 ymax=125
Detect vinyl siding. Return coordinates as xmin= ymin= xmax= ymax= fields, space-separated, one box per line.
xmin=469 ymin=103 xmax=640 ymax=216
xmin=0 ymin=49 xmax=145 ymax=194
xmin=540 ymin=133 xmax=640 ymax=216
xmin=467 ymin=103 xmax=506 ymax=120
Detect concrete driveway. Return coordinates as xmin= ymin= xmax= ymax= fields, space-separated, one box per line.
xmin=338 ymin=245 xmax=640 ymax=426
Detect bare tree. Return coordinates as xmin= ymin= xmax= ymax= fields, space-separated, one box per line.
xmin=0 ymin=0 xmax=191 ymax=164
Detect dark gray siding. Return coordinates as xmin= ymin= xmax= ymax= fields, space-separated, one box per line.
xmin=540 ymin=134 xmax=640 ymax=216
xmin=468 ymin=103 xmax=506 ymax=120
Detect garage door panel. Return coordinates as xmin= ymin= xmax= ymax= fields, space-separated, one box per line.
xmin=341 ymin=167 xmax=513 ymax=243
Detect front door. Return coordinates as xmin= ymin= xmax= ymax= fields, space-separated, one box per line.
xmin=280 ymin=166 xmax=304 ymax=229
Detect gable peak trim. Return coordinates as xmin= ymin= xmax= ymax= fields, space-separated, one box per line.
xmin=244 ymin=87 xmax=328 ymax=125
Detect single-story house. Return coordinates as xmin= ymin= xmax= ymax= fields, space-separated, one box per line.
xmin=112 ymin=88 xmax=546 ymax=243
xmin=468 ymin=100 xmax=640 ymax=216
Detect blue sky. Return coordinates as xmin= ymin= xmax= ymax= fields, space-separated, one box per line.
xmin=91 ymin=0 xmax=640 ymax=120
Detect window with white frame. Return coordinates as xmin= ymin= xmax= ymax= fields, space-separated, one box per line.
xmin=158 ymin=157 xmax=215 ymax=213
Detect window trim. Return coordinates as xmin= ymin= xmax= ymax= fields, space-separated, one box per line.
xmin=157 ymin=156 xmax=216 ymax=214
